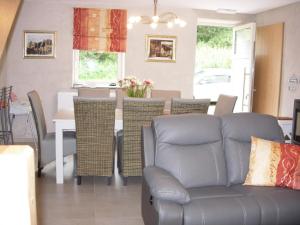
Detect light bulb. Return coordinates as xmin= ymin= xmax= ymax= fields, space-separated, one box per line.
xmin=129 ymin=16 xmax=136 ymax=24
xmin=174 ymin=18 xmax=181 ymax=24
xmin=135 ymin=16 xmax=142 ymax=23
xmin=167 ymin=21 xmax=173 ymax=28
xmin=150 ymin=22 xmax=158 ymax=29
xmin=127 ymin=23 xmax=133 ymax=29
xmin=179 ymin=20 xmax=187 ymax=27
xmin=152 ymin=15 xmax=159 ymax=23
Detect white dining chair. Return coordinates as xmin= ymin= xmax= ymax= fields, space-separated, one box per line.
xmin=78 ymin=87 xmax=110 ymax=98
xmin=57 ymin=91 xmax=78 ymax=111
xmin=151 ymin=89 xmax=181 ymax=111
xmin=214 ymin=94 xmax=238 ymax=116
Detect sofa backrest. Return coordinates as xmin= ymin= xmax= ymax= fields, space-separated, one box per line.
xmin=222 ymin=113 xmax=284 ymax=185
xmin=152 ymin=114 xmax=227 ymax=189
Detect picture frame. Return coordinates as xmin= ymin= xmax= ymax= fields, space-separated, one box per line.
xmin=24 ymin=31 xmax=56 ymax=58
xmin=145 ymin=35 xmax=176 ymax=62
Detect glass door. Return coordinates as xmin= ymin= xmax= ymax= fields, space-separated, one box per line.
xmin=232 ymin=23 xmax=256 ymax=112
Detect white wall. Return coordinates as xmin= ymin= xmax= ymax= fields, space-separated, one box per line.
xmin=126 ymin=8 xmax=197 ymax=98
xmin=2 ymin=1 xmax=197 ymax=132
xmin=3 ymin=2 xmax=74 ymax=132
xmin=256 ymin=2 xmax=300 ymax=117
xmin=194 ymin=9 xmax=255 ymax=24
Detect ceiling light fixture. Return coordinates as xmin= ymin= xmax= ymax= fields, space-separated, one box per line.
xmin=216 ymin=8 xmax=237 ymax=14
xmin=127 ymin=0 xmax=186 ymax=30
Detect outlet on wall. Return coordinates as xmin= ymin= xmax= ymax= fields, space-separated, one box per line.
xmin=288 ymin=74 xmax=299 ymax=92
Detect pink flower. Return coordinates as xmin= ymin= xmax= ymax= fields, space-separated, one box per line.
xmin=130 ymin=80 xmax=136 ymax=87
xmin=143 ymin=79 xmax=153 ymax=88
xmin=11 ymin=92 xmax=17 ymax=102
xmin=144 ymin=80 xmax=151 ymax=85
xmin=119 ymin=76 xmax=154 ymax=97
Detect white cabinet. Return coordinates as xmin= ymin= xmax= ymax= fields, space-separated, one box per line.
xmin=0 ymin=145 xmax=37 ymax=225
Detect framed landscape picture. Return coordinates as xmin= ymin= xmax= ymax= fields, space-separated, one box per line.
xmin=145 ymin=35 xmax=176 ymax=62
xmin=24 ymin=31 xmax=56 ymax=58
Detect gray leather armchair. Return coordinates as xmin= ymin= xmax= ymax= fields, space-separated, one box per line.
xmin=142 ymin=113 xmax=300 ymax=225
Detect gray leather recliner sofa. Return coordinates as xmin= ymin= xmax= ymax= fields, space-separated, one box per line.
xmin=142 ymin=113 xmax=300 ymax=225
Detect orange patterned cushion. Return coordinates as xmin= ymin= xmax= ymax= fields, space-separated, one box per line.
xmin=244 ymin=137 xmax=300 ymax=190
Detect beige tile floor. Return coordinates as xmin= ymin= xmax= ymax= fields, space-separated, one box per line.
xmin=36 ymin=156 xmax=144 ymax=225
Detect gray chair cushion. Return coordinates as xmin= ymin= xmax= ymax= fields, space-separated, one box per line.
xmin=41 ymin=132 xmax=76 ymax=166
xmin=152 ymin=114 xmax=227 ymax=188
xmin=144 ymin=166 xmax=190 ymax=204
xmin=222 ymin=113 xmax=284 ymax=185
xmin=232 ymin=185 xmax=300 ymax=225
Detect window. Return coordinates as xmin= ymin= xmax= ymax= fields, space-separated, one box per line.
xmin=73 ymin=50 xmax=125 ymax=86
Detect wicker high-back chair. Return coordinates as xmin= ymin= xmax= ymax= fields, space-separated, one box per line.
xmin=78 ymin=87 xmax=110 ymax=98
xmin=74 ymin=97 xmax=116 ymax=185
xmin=171 ymin=98 xmax=210 ymax=115
xmin=118 ymin=98 xmax=165 ymax=184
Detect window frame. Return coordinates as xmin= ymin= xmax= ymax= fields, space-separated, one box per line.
xmin=72 ymin=50 xmax=125 ymax=87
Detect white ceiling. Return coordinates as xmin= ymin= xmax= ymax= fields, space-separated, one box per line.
xmin=26 ymin=0 xmax=300 ymax=14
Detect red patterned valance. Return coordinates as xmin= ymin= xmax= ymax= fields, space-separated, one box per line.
xmin=73 ymin=8 xmax=127 ymax=52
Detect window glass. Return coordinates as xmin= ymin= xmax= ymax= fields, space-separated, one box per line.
xmin=194 ymin=25 xmax=233 ymax=101
xmin=73 ymin=50 xmax=124 ymax=86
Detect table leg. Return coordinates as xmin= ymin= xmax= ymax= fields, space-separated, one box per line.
xmin=55 ymin=123 xmax=64 ymax=184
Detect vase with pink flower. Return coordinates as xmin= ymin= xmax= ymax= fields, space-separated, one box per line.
xmin=118 ymin=76 xmax=153 ymax=98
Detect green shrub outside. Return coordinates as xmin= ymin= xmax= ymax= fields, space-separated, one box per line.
xmin=79 ymin=51 xmax=118 ymax=81
xmin=195 ymin=26 xmax=233 ymax=72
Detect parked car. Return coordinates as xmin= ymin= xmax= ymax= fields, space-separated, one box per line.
xmin=194 ymin=69 xmax=231 ymax=85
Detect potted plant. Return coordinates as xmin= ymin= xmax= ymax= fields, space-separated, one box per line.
xmin=118 ymin=76 xmax=153 ymax=98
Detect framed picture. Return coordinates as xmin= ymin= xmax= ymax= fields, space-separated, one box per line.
xmin=145 ymin=35 xmax=176 ymax=62
xmin=24 ymin=31 xmax=56 ymax=58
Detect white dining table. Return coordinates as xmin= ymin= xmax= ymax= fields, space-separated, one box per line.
xmin=53 ymin=109 xmax=123 ymax=184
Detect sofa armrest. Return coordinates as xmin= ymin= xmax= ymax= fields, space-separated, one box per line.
xmin=142 ymin=126 xmax=155 ymax=168
xmin=143 ymin=166 xmax=190 ymax=204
